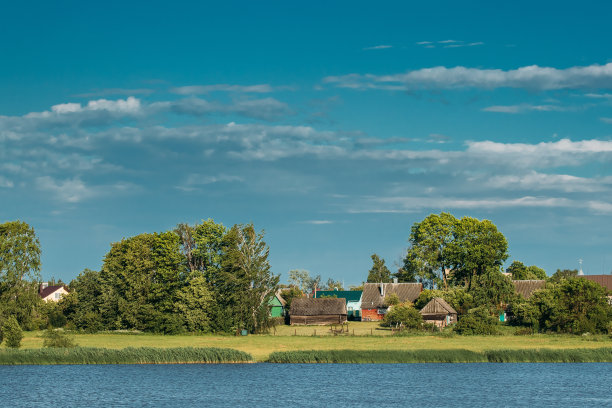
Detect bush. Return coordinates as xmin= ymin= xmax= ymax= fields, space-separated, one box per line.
xmin=381 ymin=303 xmax=423 ymax=330
xmin=2 ymin=316 xmax=24 ymax=348
xmin=454 ymin=308 xmax=500 ymax=335
xmin=42 ymin=328 xmax=76 ymax=348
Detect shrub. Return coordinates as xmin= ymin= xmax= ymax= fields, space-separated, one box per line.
xmin=381 ymin=303 xmax=423 ymax=330
xmin=42 ymin=328 xmax=76 ymax=348
xmin=384 ymin=293 xmax=400 ymax=307
xmin=2 ymin=316 xmax=24 ymax=348
xmin=454 ymin=308 xmax=500 ymax=335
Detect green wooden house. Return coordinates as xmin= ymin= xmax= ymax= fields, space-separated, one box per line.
xmin=314 ymin=290 xmax=363 ymax=320
xmin=269 ymin=291 xmax=286 ymax=317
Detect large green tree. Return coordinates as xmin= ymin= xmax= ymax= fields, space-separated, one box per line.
xmin=446 ymin=216 xmax=509 ymax=290
xmin=506 ymin=261 xmax=547 ymax=280
xmin=0 ymin=221 xmax=43 ymax=328
xmin=403 ymin=213 xmax=458 ymax=289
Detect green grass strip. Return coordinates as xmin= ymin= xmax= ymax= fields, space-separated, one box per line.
xmin=0 ymin=347 xmax=253 ymax=365
xmin=266 ymin=348 xmax=612 ymax=363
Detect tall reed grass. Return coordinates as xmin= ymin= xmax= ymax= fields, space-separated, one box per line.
xmin=0 ymin=347 xmax=252 ymax=365
xmin=266 ymin=348 xmax=612 ymax=363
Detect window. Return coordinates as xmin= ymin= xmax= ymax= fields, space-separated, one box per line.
xmin=54 ymin=293 xmax=62 ymax=300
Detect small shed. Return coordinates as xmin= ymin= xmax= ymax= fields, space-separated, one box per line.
xmin=314 ymin=290 xmax=363 ymax=320
xmin=289 ymin=298 xmax=347 ymax=325
xmin=360 ymin=282 xmax=422 ymax=321
xmin=269 ymin=291 xmax=286 ymax=318
xmin=419 ymin=297 xmax=457 ymax=327
xmin=512 ymin=280 xmax=546 ymax=299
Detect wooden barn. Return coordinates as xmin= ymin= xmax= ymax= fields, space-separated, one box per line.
xmin=512 ymin=280 xmax=546 ymax=299
xmin=314 ymin=290 xmax=363 ymax=320
xmin=419 ymin=297 xmax=457 ymax=327
xmin=360 ymin=282 xmax=422 ymax=321
xmin=289 ymin=298 xmax=347 ymax=325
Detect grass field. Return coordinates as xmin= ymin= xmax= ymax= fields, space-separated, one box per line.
xmin=17 ymin=322 xmax=612 ymax=362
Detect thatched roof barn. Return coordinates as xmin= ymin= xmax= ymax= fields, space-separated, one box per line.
xmin=419 ymin=297 xmax=457 ymax=327
xmin=289 ymin=298 xmax=347 ymax=325
xmin=512 ymin=280 xmax=546 ymax=299
xmin=361 ymin=282 xmax=422 ymax=321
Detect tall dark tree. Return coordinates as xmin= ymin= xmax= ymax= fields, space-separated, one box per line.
xmin=367 ymin=254 xmax=392 ymax=283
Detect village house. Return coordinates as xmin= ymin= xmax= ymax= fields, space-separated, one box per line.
xmin=39 ymin=282 xmax=69 ymax=302
xmin=313 ymin=290 xmax=363 ymax=320
xmin=289 ymin=297 xmax=347 ymax=325
xmin=360 ymin=282 xmax=422 ymax=321
xmin=512 ymin=280 xmax=547 ymax=299
xmin=419 ymin=297 xmax=457 ymax=328
xmin=269 ymin=291 xmax=286 ymax=317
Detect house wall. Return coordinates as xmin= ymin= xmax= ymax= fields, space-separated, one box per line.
xmin=42 ymin=287 xmax=69 ymax=302
xmin=361 ymin=308 xmax=384 ymax=321
xmin=270 ymin=306 xmax=284 ymax=318
xmin=290 ymin=314 xmax=347 ymax=325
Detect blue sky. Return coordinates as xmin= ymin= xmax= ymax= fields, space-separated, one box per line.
xmin=2 ymin=1 xmax=612 ymax=284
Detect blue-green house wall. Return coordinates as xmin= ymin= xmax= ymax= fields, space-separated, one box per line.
xmin=269 ymin=294 xmax=285 ymax=317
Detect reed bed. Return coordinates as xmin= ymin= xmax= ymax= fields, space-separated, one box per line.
xmin=0 ymin=347 xmax=253 ymax=365
xmin=266 ymin=348 xmax=612 ymax=363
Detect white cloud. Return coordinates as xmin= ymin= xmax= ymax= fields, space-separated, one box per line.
xmin=484 ymin=171 xmax=612 ymax=193
xmin=482 ymin=104 xmax=569 ymax=113
xmin=601 ymin=117 xmax=612 ymax=124
xmin=301 ymin=220 xmax=334 ymax=224
xmin=170 ymin=84 xmax=275 ymax=94
xmin=363 ymin=45 xmax=392 ymax=50
xmin=0 ymin=176 xmax=13 ymax=188
xmin=35 ymin=176 xmax=96 ymax=203
xmin=323 ymin=62 xmax=612 ymax=91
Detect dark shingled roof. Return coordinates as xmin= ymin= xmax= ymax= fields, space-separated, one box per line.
xmin=512 ymin=280 xmax=546 ymax=299
xmin=581 ymin=275 xmax=612 ymax=292
xmin=39 ymin=285 xmax=68 ymax=299
xmin=361 ymin=283 xmax=422 ymax=309
xmin=420 ymin=297 xmax=457 ymax=316
xmin=290 ymin=298 xmax=347 ymax=316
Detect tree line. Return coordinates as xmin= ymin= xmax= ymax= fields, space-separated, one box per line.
xmin=0 ymin=219 xmax=279 ymax=335
xmin=366 ymin=213 xmax=612 ymax=335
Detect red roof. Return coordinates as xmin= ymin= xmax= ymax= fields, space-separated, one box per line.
xmin=39 ymin=285 xmax=68 ymax=298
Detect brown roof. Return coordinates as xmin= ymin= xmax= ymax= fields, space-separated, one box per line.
xmin=581 ymin=275 xmax=612 ymax=292
xmin=290 ymin=298 xmax=347 ymax=316
xmin=419 ymin=297 xmax=457 ymax=316
xmin=39 ymin=285 xmax=68 ymax=299
xmin=512 ymin=280 xmax=546 ymax=299
xmin=361 ymin=283 xmax=422 ymax=309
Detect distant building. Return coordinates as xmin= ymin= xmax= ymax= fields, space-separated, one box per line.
xmin=314 ymin=290 xmax=363 ymax=320
xmin=360 ymin=282 xmax=422 ymax=321
xmin=39 ymin=282 xmax=69 ymax=302
xmin=419 ymin=297 xmax=457 ymax=328
xmin=512 ymin=280 xmax=546 ymax=299
xmin=289 ymin=298 xmax=347 ymax=325
xmin=269 ymin=291 xmax=286 ymax=317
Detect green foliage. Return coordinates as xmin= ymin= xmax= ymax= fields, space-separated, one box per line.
xmin=550 ymin=269 xmax=579 ymax=283
xmin=506 ymin=261 xmax=547 ymax=280
xmin=511 ymin=278 xmax=612 ymax=334
xmin=42 ymin=328 xmax=76 ymax=348
xmin=2 ymin=316 xmax=24 ymax=348
xmin=0 ymin=347 xmax=253 ymax=365
xmin=266 ymin=348 xmax=612 ymax=363
xmin=404 ymin=213 xmax=457 ymax=288
xmin=446 ymin=217 xmax=509 ymax=289
xmin=325 ymin=278 xmax=344 ymax=291
xmin=384 ymin=293 xmax=400 ymax=306
xmin=279 ymin=287 xmax=303 ymax=309
xmin=173 ymin=275 xmax=212 ymax=333
xmin=381 ymin=303 xmax=423 ymax=329
xmin=366 ymin=254 xmax=392 ymax=283
xmin=454 ymin=308 xmax=500 ymax=335
xmin=288 ymin=270 xmax=320 ymax=293
xmin=469 ymin=268 xmax=515 ymax=310
xmin=0 ymin=221 xmax=44 ymax=329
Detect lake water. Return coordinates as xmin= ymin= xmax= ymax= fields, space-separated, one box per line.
xmin=1 ymin=363 xmax=610 ymax=407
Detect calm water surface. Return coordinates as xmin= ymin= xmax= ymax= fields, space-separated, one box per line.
xmin=1 ymin=363 xmax=610 ymax=407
